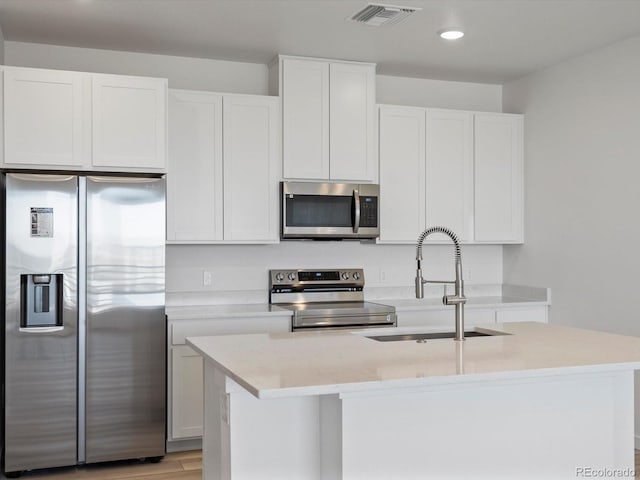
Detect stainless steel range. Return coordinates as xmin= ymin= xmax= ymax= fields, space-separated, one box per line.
xmin=269 ymin=268 xmax=396 ymax=331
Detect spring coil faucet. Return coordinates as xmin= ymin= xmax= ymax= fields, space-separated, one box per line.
xmin=415 ymin=226 xmax=467 ymax=341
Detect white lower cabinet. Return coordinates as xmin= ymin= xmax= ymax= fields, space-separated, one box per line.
xmin=168 ymin=305 xmax=546 ymax=444
xmin=168 ymin=314 xmax=291 ymax=443
xmin=396 ymin=305 xmax=548 ymax=329
xmin=171 ymin=346 xmax=204 ymax=439
xmin=167 ymin=90 xmax=280 ymax=244
xmin=496 ymin=306 xmax=548 ymax=323
xmin=397 ymin=308 xmax=496 ymax=328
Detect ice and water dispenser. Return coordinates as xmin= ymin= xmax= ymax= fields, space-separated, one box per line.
xmin=20 ymin=274 xmax=64 ymax=328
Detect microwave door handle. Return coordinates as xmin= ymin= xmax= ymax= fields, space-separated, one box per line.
xmin=353 ymin=189 xmax=361 ymax=233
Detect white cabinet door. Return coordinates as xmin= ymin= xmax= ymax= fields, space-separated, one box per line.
xmin=496 ymin=306 xmax=547 ymax=323
xmin=168 ymin=314 xmax=291 ymax=442
xmin=329 ymin=63 xmax=376 ymax=182
xmin=170 ymin=316 xmax=291 ymax=345
xmin=92 ymin=74 xmax=167 ymax=171
xmin=474 ymin=113 xmax=523 ymax=243
xmin=171 ymin=346 xmax=204 ymax=439
xmin=397 ymin=308 xmax=495 ymax=328
xmin=3 ymin=67 xmax=87 ymax=168
xmin=282 ymin=58 xmax=329 ymax=180
xmin=425 ymin=109 xmax=473 ymax=242
xmin=223 ymin=95 xmax=280 ymax=242
xmin=167 ymin=90 xmax=223 ymax=242
xmin=378 ymin=105 xmax=426 ymax=243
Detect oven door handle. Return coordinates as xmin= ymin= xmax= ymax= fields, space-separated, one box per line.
xmin=353 ymin=188 xmax=361 ymax=233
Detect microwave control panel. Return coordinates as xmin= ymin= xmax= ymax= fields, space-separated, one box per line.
xmin=359 ymin=196 xmax=378 ymax=227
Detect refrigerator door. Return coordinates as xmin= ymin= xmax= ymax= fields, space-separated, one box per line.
xmin=4 ymin=174 xmax=78 ymax=472
xmin=84 ymin=176 xmax=166 ymax=463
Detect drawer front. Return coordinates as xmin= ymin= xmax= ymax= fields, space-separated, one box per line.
xmin=170 ymin=315 xmax=291 ymax=345
xmin=397 ymin=308 xmax=495 ymax=328
xmin=496 ymin=306 xmax=548 ymax=323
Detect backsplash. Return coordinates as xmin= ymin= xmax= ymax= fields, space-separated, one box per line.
xmin=166 ymin=243 xmax=503 ymax=305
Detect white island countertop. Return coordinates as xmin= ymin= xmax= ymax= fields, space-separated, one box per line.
xmin=187 ymin=322 xmax=640 ymax=399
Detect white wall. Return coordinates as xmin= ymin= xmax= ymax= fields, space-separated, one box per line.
xmin=4 ymin=41 xmax=269 ymax=94
xmin=5 ymin=42 xmax=503 ymax=110
xmin=4 ymin=41 xmax=504 ymax=298
xmin=377 ymin=74 xmax=502 ymax=112
xmin=167 ymin=243 xmax=503 ymax=302
xmin=502 ymin=34 xmax=640 ymax=336
xmin=502 ymin=34 xmax=640 ymax=447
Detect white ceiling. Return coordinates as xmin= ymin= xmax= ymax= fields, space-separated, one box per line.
xmin=1 ymin=0 xmax=640 ymax=84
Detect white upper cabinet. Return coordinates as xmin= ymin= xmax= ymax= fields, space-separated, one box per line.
xmin=379 ymin=106 xmax=473 ymax=244
xmin=378 ymin=105 xmax=425 ymax=243
xmin=3 ymin=66 xmax=87 ymax=168
xmin=378 ymin=105 xmax=523 ymax=244
xmin=474 ymin=113 xmax=523 ymax=243
xmin=281 ymin=58 xmax=329 ymax=180
xmin=1 ymin=66 xmax=167 ymax=173
xmin=425 ymin=109 xmax=474 ymax=242
xmin=223 ymin=95 xmax=280 ymax=242
xmin=274 ymin=56 xmax=376 ymax=182
xmin=167 ymin=90 xmax=223 ymax=242
xmin=166 ymin=90 xmax=280 ymax=244
xmin=92 ymin=74 xmax=167 ymax=171
xmin=329 ymin=62 xmax=376 ymax=182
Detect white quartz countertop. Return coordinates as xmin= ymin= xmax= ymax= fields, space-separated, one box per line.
xmin=166 ymin=296 xmax=548 ymax=320
xmin=187 ymin=322 xmax=640 ymax=399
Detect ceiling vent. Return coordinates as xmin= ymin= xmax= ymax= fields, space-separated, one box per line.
xmin=348 ymin=3 xmax=421 ymax=27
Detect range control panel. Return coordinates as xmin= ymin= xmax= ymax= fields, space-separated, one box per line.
xmin=269 ymin=269 xmax=364 ymax=288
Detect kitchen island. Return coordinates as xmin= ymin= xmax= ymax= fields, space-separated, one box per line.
xmin=187 ymin=322 xmax=640 ymax=480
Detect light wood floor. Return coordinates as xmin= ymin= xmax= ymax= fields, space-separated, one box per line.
xmin=3 ymin=451 xmax=201 ymax=480
xmin=4 ymin=450 xmax=639 ymax=479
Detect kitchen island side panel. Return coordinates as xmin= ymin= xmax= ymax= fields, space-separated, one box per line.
xmin=203 ymin=366 xmax=634 ymax=480
xmin=339 ymin=371 xmax=633 ymax=479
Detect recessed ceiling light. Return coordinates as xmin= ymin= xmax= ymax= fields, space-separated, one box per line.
xmin=439 ymin=29 xmax=464 ymax=40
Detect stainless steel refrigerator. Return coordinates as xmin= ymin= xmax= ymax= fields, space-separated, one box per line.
xmin=2 ymin=173 xmax=166 ymax=476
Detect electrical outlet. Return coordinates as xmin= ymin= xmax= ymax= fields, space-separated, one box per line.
xmin=203 ymin=270 xmax=213 ymax=287
xmin=221 ymin=393 xmax=230 ymax=425
xmin=380 ymin=269 xmax=387 ymax=282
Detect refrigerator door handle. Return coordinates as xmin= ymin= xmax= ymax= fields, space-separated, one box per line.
xmin=18 ymin=326 xmax=65 ymax=333
xmin=18 ymin=326 xmax=64 ymax=333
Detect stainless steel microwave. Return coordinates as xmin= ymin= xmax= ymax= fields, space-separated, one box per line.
xmin=281 ymin=181 xmax=380 ymax=240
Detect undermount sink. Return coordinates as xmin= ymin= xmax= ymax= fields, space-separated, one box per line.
xmin=366 ymin=329 xmax=508 ymax=342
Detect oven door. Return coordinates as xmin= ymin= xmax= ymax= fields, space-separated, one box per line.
xmin=290 ymin=302 xmax=397 ymax=331
xmin=281 ymin=181 xmax=379 ymax=239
